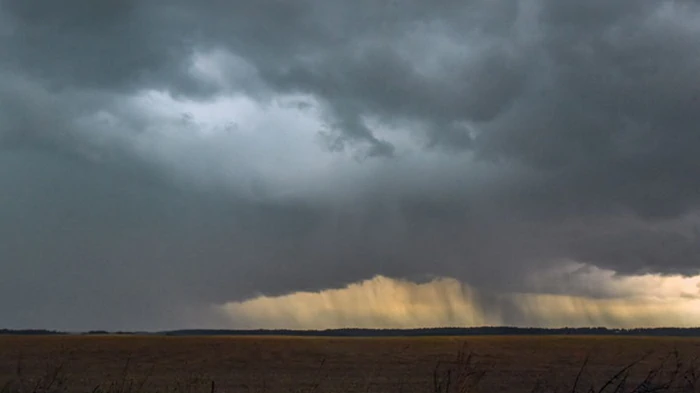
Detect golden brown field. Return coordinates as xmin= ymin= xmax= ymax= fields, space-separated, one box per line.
xmin=1 ymin=335 xmax=699 ymax=393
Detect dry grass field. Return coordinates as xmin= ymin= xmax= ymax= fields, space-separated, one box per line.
xmin=1 ymin=335 xmax=699 ymax=393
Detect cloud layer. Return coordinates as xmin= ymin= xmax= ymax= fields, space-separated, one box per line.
xmin=1 ymin=0 xmax=699 ymax=330
xmin=220 ymin=268 xmax=700 ymax=329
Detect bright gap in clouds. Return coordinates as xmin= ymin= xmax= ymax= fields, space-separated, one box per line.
xmin=76 ymin=87 xmax=373 ymax=202
xmin=217 ymin=265 xmax=700 ymax=330
xmin=76 ymin=82 xmax=499 ymax=207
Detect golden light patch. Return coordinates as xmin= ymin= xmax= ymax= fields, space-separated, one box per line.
xmin=218 ymin=268 xmax=700 ymax=329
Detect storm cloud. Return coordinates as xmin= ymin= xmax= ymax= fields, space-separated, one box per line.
xmin=1 ymin=0 xmax=699 ymax=330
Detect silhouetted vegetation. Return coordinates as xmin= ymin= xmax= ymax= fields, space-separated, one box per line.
xmin=2 ymin=327 xmax=700 ymax=337
xmin=159 ymin=327 xmax=700 ymax=337
xmin=0 ymin=329 xmax=65 ymax=336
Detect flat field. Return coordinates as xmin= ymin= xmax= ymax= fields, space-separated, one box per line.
xmin=1 ymin=335 xmax=699 ymax=393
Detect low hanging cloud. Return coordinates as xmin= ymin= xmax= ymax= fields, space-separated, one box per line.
xmin=219 ymin=267 xmax=700 ymax=329
xmin=1 ymin=0 xmax=700 ymax=330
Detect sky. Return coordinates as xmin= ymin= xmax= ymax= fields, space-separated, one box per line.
xmin=1 ymin=0 xmax=700 ymax=331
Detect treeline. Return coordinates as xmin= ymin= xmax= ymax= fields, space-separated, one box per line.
xmin=81 ymin=330 xmax=142 ymax=335
xmin=158 ymin=327 xmax=700 ymax=337
xmin=2 ymin=327 xmax=699 ymax=337
xmin=0 ymin=329 xmax=65 ymax=335
xmin=0 ymin=329 xmax=135 ymax=336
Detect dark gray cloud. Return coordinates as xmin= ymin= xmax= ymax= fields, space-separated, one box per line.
xmin=1 ymin=0 xmax=699 ymax=330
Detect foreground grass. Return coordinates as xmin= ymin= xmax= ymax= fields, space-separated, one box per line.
xmin=1 ymin=345 xmax=699 ymax=393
